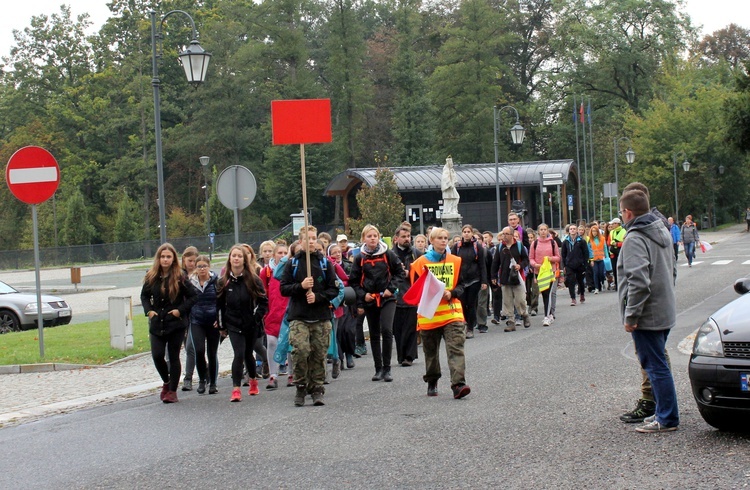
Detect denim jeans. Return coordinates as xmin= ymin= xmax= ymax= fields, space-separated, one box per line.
xmin=592 ymin=260 xmax=605 ymax=292
xmin=684 ymin=242 xmax=696 ymax=265
xmin=631 ymin=329 xmax=679 ymax=427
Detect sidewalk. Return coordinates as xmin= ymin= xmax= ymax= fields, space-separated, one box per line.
xmin=0 ymin=224 xmax=745 ymax=428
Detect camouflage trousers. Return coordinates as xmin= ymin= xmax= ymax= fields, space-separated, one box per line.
xmin=420 ymin=321 xmax=466 ymax=387
xmin=289 ymin=319 xmax=331 ymax=392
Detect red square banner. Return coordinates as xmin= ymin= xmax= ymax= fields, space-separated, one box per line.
xmin=271 ymin=99 xmax=332 ymax=145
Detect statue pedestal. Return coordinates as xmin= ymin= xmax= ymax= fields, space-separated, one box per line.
xmin=441 ymin=213 xmax=463 ymax=236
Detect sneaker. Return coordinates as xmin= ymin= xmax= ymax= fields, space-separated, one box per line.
xmin=209 ymin=384 xmax=218 ymax=395
xmin=579 ymin=295 xmax=585 ymax=303
xmin=197 ymin=380 xmax=206 ymax=395
xmin=230 ymin=387 xmax=242 ymax=402
xmin=332 ymin=360 xmax=340 ymax=379
xmin=515 ymin=318 xmax=522 ymax=327
xmin=162 ymin=391 xmax=179 ymax=403
xmin=452 ymin=384 xmax=471 ymax=399
xmin=635 ymin=419 xmax=678 ymax=433
xmin=530 ymin=310 xmax=537 ymax=317
xmin=160 ymin=383 xmax=169 ymax=401
xmin=401 ymin=359 xmax=413 ymax=367
xmin=287 ymin=375 xmax=295 ymax=387
xmin=261 ymin=361 xmax=270 ymax=379
xmin=594 ymin=289 xmax=599 ymax=295
xmin=465 ymin=329 xmax=474 ymax=339
xmin=523 ymin=316 xmax=531 ymax=328
xmin=491 ymin=318 xmax=500 ymax=325
xmin=267 ymin=377 xmax=278 ymax=390
xmin=570 ymin=298 xmax=577 ymax=306
xmin=504 ymin=321 xmax=516 ymax=332
xmin=181 ymin=379 xmax=192 ymax=391
xmin=644 ymin=414 xmax=656 ymax=424
xmin=427 ymin=380 xmax=438 ymax=396
xmin=311 ymin=389 xmax=325 ymax=406
xmin=278 ymin=364 xmax=288 ymax=376
xmin=346 ymin=354 xmax=355 ymax=369
xmin=294 ymin=386 xmax=306 ymax=407
xmin=619 ymin=399 xmax=656 ymax=423
xmin=477 ymin=325 xmax=488 ymax=333
xmin=249 ymin=379 xmax=259 ymax=396
xmin=542 ymin=316 xmax=551 ymax=327
xmin=549 ymin=315 xmax=555 ymax=325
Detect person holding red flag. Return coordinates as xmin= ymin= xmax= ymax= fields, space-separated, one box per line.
xmin=407 ymin=227 xmax=471 ymax=399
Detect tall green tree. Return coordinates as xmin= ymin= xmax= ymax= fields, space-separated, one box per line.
xmin=61 ymin=189 xmax=96 ymax=246
xmin=347 ymin=167 xmax=404 ymax=239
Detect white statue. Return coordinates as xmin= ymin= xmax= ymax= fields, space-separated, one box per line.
xmin=441 ymin=156 xmax=460 ymax=215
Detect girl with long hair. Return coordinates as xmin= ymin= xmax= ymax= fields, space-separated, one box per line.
xmin=260 ymin=243 xmax=289 ymax=390
xmin=181 ymin=245 xmax=199 ymax=391
xmin=217 ymin=244 xmax=268 ymax=402
xmin=189 ymin=255 xmax=220 ymax=395
xmin=140 ymin=243 xmax=198 ymax=404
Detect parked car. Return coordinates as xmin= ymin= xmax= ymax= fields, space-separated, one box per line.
xmin=0 ymin=280 xmax=73 ymax=334
xmin=689 ymin=278 xmax=750 ymax=432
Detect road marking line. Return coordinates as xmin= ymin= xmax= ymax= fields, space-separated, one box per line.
xmin=743 ymin=260 xmax=750 ymax=265
xmin=8 ymin=167 xmax=58 ymax=184
xmin=712 ymin=260 xmax=733 ymax=265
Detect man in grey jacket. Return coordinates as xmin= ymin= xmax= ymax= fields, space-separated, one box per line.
xmin=618 ymin=189 xmax=679 ymax=433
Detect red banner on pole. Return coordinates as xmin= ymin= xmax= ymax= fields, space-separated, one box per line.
xmin=271 ymin=99 xmax=332 ymax=145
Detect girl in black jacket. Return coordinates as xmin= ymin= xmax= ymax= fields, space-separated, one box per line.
xmin=561 ymin=224 xmax=589 ymax=305
xmin=141 ymin=243 xmax=198 ymax=404
xmin=349 ymin=224 xmax=405 ymax=382
xmin=450 ymin=225 xmax=488 ymax=338
xmin=217 ymin=245 xmax=268 ymax=402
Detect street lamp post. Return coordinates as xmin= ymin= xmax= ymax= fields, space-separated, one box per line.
xmin=151 ymin=10 xmax=211 ymax=244
xmin=493 ymin=105 xmax=526 ymax=232
xmin=199 ymin=156 xmax=211 ymax=259
xmin=672 ymin=150 xmax=690 ymax=223
xmin=613 ymin=136 xmax=635 ymax=198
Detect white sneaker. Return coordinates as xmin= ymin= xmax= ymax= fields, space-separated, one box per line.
xmin=549 ymin=315 xmax=555 ymax=325
xmin=542 ymin=316 xmax=551 ymax=327
xmin=594 ymin=289 xmax=599 ymax=295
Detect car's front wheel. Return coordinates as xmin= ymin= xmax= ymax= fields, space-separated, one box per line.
xmin=698 ymin=405 xmax=750 ymax=432
xmin=0 ymin=310 xmax=21 ymax=334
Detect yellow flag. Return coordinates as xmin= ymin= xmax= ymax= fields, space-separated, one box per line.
xmin=537 ymin=256 xmax=554 ymax=292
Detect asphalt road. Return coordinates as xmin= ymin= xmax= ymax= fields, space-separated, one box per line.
xmin=2 ymin=231 xmax=750 ymax=489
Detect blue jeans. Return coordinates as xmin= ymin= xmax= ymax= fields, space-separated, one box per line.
xmin=684 ymin=242 xmax=695 ymax=265
xmin=631 ymin=329 xmax=679 ymax=427
xmin=592 ymin=260 xmax=605 ymax=291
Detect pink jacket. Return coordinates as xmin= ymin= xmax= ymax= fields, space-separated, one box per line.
xmin=528 ymin=236 xmax=561 ymax=274
xmin=330 ymin=257 xmax=349 ymax=319
xmin=261 ymin=265 xmax=288 ymax=337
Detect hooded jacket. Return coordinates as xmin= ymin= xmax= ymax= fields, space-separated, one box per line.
xmin=217 ymin=272 xmax=268 ymax=334
xmin=349 ymin=241 xmax=405 ymax=309
xmin=450 ymin=237 xmax=488 ymax=288
xmin=280 ymin=249 xmax=340 ymax=322
xmin=392 ymin=241 xmax=422 ymax=307
xmin=141 ymin=273 xmax=198 ymax=336
xmin=189 ymin=271 xmax=218 ymax=326
xmin=617 ymin=212 xmax=677 ymax=331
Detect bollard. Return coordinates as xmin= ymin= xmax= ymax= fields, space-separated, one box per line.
xmin=109 ymin=297 xmax=133 ymax=351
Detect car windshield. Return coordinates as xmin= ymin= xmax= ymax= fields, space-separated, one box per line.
xmin=0 ymin=281 xmax=19 ymax=294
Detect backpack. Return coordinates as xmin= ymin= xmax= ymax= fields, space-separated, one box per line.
xmin=291 ymin=256 xmax=328 ymax=281
xmin=359 ymin=252 xmax=391 ymax=287
xmin=456 ymin=239 xmax=479 ymax=262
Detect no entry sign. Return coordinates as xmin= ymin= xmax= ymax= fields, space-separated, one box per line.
xmin=5 ymin=146 xmax=60 ymax=204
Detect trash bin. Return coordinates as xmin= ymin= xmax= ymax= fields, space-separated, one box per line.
xmin=701 ymin=215 xmax=710 ymax=229
xmin=70 ymin=267 xmax=81 ymax=285
xmin=109 ymin=297 xmax=133 ymax=351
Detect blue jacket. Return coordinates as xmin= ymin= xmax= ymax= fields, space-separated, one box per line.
xmin=670 ymin=224 xmax=680 ymax=244
xmin=190 ymin=272 xmax=218 ymax=325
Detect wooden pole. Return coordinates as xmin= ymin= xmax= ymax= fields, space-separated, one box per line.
xmin=300 ymin=144 xmax=312 ymax=279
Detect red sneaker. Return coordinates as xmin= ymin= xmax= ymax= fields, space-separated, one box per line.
xmin=287 ymin=375 xmax=295 ymax=387
xmin=230 ymin=387 xmax=242 ymax=402
xmin=249 ymin=379 xmax=260 ymax=395
xmin=162 ymin=391 xmax=179 ymax=403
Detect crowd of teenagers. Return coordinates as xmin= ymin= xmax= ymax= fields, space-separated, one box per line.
xmin=140 ymin=197 xmax=693 ymax=413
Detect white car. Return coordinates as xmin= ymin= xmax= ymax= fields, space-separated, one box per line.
xmin=0 ymin=280 xmax=73 ymax=334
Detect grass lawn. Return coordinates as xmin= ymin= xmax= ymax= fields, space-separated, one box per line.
xmin=0 ymin=316 xmax=150 ymax=366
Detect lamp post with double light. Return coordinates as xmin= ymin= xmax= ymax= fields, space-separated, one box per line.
xmin=672 ymin=151 xmax=690 ymax=223
xmin=151 ymin=9 xmax=211 ymax=243
xmin=613 ymin=136 xmax=635 ymax=198
xmin=493 ymin=105 xmax=526 ymax=232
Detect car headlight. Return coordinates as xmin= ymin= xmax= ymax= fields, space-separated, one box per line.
xmin=24 ymin=303 xmax=55 ymax=314
xmin=692 ymin=319 xmax=724 ymax=357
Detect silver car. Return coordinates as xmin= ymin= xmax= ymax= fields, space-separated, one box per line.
xmin=0 ymin=280 xmax=73 ymax=334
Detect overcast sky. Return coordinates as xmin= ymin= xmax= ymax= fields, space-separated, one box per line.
xmin=0 ymin=0 xmax=748 ymax=60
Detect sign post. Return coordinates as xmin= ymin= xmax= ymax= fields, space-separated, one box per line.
xmin=216 ymin=166 xmax=257 ymax=244
xmin=5 ymin=146 xmax=61 ymax=358
xmin=271 ymin=99 xmax=332 ymax=278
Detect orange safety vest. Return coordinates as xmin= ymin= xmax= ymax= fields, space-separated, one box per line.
xmin=409 ymin=254 xmax=464 ymax=331
xmin=590 ymin=236 xmax=605 ymax=261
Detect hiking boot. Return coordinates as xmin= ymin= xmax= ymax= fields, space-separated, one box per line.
xmin=311 ymin=388 xmax=325 ymax=406
xmin=372 ymin=369 xmax=384 ymax=381
xmin=162 ymin=391 xmax=179 ymax=403
xmin=401 ymin=359 xmax=413 ymax=367
xmin=346 ymin=354 xmax=355 ymax=369
xmin=261 ymin=361 xmax=270 ymax=379
xmin=465 ymin=328 xmax=475 ymax=339
xmin=452 ymin=384 xmax=471 ymax=399
xmin=523 ymin=315 xmax=531 ymax=328
xmin=267 ymin=377 xmax=278 ymax=390
xmin=249 ymin=379 xmax=259 ymax=396
xmin=354 ymin=344 xmax=367 ymax=357
xmin=619 ymin=399 xmax=656 ymax=423
xmin=332 ymin=360 xmax=340 ymax=379
xmin=197 ymin=380 xmax=206 ymax=395
xmin=504 ymin=321 xmax=516 ymax=332
xmin=635 ymin=419 xmax=678 ymax=433
xmin=478 ymin=325 xmax=488 ymax=333
xmin=230 ymin=388 xmax=242 ymax=402
xmin=208 ymin=384 xmax=218 ymax=395
xmin=181 ymin=379 xmax=192 ymax=391
xmin=382 ymin=367 xmax=393 ymax=382
xmin=427 ymin=380 xmax=438 ymax=396
xmin=160 ymin=383 xmax=169 ymax=401
xmin=294 ymin=386 xmax=306 ymax=407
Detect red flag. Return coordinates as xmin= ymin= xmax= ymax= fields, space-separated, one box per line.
xmin=403 ymin=267 xmax=429 ymax=306
xmin=271 ymin=99 xmax=332 ymax=145
xmin=579 ymin=102 xmax=584 ymax=124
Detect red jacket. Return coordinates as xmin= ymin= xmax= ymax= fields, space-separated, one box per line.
xmin=261 ymin=265 xmax=288 ymax=337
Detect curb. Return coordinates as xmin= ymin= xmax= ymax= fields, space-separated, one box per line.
xmin=0 ymin=351 xmax=151 ymax=375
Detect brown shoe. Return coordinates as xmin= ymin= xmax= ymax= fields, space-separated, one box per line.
xmin=504 ymin=322 xmax=516 ymax=332
xmin=162 ymin=391 xmax=179 ymax=403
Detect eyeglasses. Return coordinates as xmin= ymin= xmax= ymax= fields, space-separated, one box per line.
xmin=196 ymin=265 xmax=209 ymax=269
xmin=618 ymin=210 xmax=624 ymax=217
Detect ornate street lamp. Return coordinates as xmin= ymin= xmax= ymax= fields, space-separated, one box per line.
xmin=613 ymin=137 xmax=635 ymax=197
xmin=493 ymin=105 xmax=526 ymax=232
xmin=151 ymin=10 xmax=211 ymax=243
xmin=672 ymin=150 xmax=689 ymax=223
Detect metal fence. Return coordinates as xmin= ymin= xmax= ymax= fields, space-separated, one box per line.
xmin=0 ymin=225 xmax=291 ymax=270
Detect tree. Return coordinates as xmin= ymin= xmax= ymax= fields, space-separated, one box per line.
xmin=696 ymin=24 xmax=750 ymax=69
xmin=113 ymin=190 xmax=142 ymax=243
xmin=347 ymin=167 xmax=404 ymax=239
xmin=725 ymin=61 xmax=750 ymax=154
xmin=61 ymin=189 xmax=96 ymax=246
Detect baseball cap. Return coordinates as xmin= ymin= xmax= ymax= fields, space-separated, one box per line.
xmin=336 ymin=234 xmax=347 ymax=242
xmin=610 ymin=218 xmax=621 ymax=225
